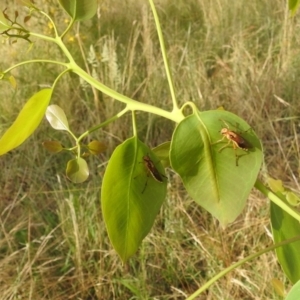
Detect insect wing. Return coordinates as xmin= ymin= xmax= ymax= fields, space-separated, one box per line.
xmin=143 ymin=155 xmax=164 ymax=183
xmin=148 ymin=165 xmax=164 ymax=182
xmin=237 ymin=137 xmax=250 ymax=150
xmin=232 ymin=133 xmax=251 ymax=150
xmin=225 ymin=130 xmax=251 ymax=150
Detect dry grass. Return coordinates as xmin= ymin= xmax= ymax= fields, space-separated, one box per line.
xmin=1 ymin=0 xmax=300 ymax=299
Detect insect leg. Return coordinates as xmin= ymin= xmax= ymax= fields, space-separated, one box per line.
xmin=234 ymin=148 xmax=239 ymax=166
xmin=142 ymin=174 xmax=149 ymax=194
xmin=218 ymin=140 xmax=232 ymax=152
xmin=230 ymin=142 xmax=240 ymax=166
xmin=219 ymin=118 xmax=230 ymax=129
xmin=211 ymin=135 xmax=226 ymax=145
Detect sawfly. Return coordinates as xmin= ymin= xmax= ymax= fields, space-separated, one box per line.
xmin=141 ymin=154 xmax=166 ymax=193
xmin=213 ymin=119 xmax=251 ymax=166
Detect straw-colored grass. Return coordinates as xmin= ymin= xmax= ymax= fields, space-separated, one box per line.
xmin=1 ymin=0 xmax=299 ymax=299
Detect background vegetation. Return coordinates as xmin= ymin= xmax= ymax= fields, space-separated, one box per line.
xmin=1 ymin=0 xmax=300 ymax=299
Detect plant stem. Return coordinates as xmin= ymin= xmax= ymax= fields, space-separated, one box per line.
xmin=148 ymin=0 xmax=179 ymax=112
xmin=3 ymin=60 xmax=68 ymax=74
xmin=255 ymin=179 xmax=300 ymax=222
xmin=132 ymin=111 xmax=138 ymax=137
xmin=71 ymin=66 xmax=185 ymax=123
xmin=186 ymin=235 xmax=300 ymax=299
xmin=77 ymin=107 xmax=130 ymax=142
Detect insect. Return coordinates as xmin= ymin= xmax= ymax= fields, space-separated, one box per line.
xmin=213 ymin=119 xmax=251 ymax=166
xmin=141 ymin=154 xmax=166 ymax=193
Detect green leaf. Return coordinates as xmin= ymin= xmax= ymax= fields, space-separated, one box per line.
xmin=0 ymin=89 xmax=52 ymax=156
xmin=267 ymin=177 xmax=285 ymax=193
xmin=101 ymin=137 xmax=167 ymax=262
xmin=8 ymin=75 xmax=17 ymax=89
xmin=289 ymin=0 xmax=300 ymax=15
xmin=58 ymin=0 xmax=97 ymax=21
xmin=285 ymin=279 xmax=300 ymax=300
xmin=66 ymin=157 xmax=89 ymax=183
xmin=285 ymin=191 xmax=300 ymax=206
xmin=271 ymin=278 xmax=285 ymax=297
xmin=42 ymin=140 xmax=63 ymax=153
xmin=271 ymin=200 xmax=300 ymax=283
xmin=152 ymin=141 xmax=171 ymax=167
xmin=267 ymin=177 xmax=300 ymax=206
xmin=0 ymin=10 xmax=10 ymax=31
xmin=170 ymin=110 xmax=262 ymax=226
xmin=45 ymin=104 xmax=69 ymax=131
xmin=87 ymin=140 xmax=107 ymax=155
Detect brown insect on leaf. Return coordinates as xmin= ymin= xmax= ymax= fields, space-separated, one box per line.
xmin=213 ymin=119 xmax=252 ymax=166
xmin=141 ymin=154 xmax=166 ymax=193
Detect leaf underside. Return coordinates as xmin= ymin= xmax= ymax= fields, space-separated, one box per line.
xmin=170 ymin=110 xmax=263 ymax=226
xmin=101 ymin=137 xmax=167 ymax=261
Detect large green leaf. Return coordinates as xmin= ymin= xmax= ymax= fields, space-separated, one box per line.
xmin=271 ymin=200 xmax=300 ymax=283
xmin=101 ymin=137 xmax=167 ymax=262
xmin=285 ymin=280 xmax=300 ymax=300
xmin=0 ymin=89 xmax=52 ymax=156
xmin=170 ymin=110 xmax=262 ymax=226
xmin=58 ymin=0 xmax=97 ymax=21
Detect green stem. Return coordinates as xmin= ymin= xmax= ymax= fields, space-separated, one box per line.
xmin=181 ymin=101 xmax=199 ymax=114
xmin=132 ymin=111 xmax=138 ymax=137
xmin=52 ymin=69 xmax=72 ymax=91
xmin=71 ymin=66 xmax=185 ymax=123
xmin=39 ymin=10 xmax=59 ymax=37
xmin=3 ymin=60 xmax=68 ymax=74
xmin=77 ymin=107 xmax=130 ymax=142
xmin=255 ymin=179 xmax=300 ymax=222
xmin=61 ymin=18 xmax=75 ymax=40
xmin=34 ymin=25 xmax=183 ymax=123
xmin=148 ymin=0 xmax=179 ymax=112
xmin=5 ymin=10 xmax=186 ymax=126
xmin=29 ymin=32 xmax=76 ymax=64
xmin=29 ymin=31 xmax=57 ymax=44
xmin=186 ymin=235 xmax=300 ymax=300
xmin=4 ymin=9 xmax=185 ymax=124
xmin=2 ymin=36 xmax=184 ymax=124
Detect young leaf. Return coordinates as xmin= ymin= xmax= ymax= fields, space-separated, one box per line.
xmin=286 ymin=191 xmax=300 ymax=206
xmin=66 ymin=157 xmax=89 ymax=183
xmin=58 ymin=0 xmax=97 ymax=21
xmin=152 ymin=141 xmax=171 ymax=168
xmin=42 ymin=140 xmax=63 ymax=153
xmin=24 ymin=15 xmax=31 ymax=23
xmin=268 ymin=177 xmax=284 ymax=193
xmin=0 ymin=88 xmax=52 ymax=156
xmin=45 ymin=105 xmax=69 ymax=131
xmin=268 ymin=177 xmax=300 ymax=206
xmin=271 ymin=278 xmax=285 ymax=297
xmin=87 ymin=140 xmax=106 ymax=155
xmin=0 ymin=10 xmax=10 ymax=31
xmin=101 ymin=137 xmax=167 ymax=262
xmin=271 ymin=200 xmax=300 ymax=283
xmin=8 ymin=75 xmax=17 ymax=89
xmin=170 ymin=110 xmax=263 ymax=226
